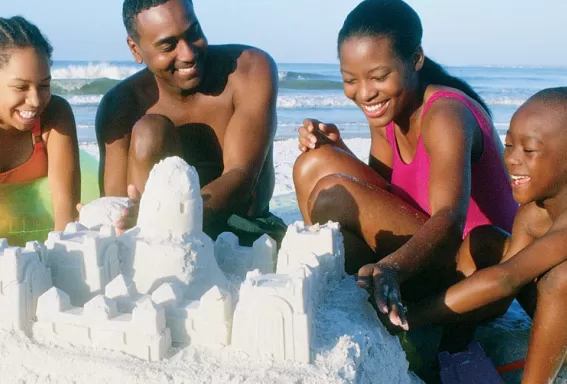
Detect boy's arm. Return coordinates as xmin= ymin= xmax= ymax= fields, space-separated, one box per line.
xmin=408 ymin=204 xmax=564 ymax=327
xmin=44 ymin=96 xmax=81 ymax=230
xmin=95 ymin=87 xmax=138 ymax=197
xmin=200 ymin=48 xmax=277 ymax=219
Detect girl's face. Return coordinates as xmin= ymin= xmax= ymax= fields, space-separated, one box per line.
xmin=0 ymin=47 xmax=51 ymax=131
xmin=339 ymin=35 xmax=419 ymax=129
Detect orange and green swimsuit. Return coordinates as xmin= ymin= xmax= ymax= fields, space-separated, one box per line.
xmin=0 ymin=121 xmax=48 ymax=183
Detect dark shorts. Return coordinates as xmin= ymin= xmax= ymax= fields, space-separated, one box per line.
xmin=207 ymin=212 xmax=288 ymax=248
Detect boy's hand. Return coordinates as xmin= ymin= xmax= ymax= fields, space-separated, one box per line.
xmin=356 ymin=263 xmax=409 ymax=331
xmin=115 ymin=184 xmax=140 ymax=236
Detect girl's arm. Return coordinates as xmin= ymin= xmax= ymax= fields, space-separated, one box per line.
xmin=44 ymin=95 xmax=80 ymax=230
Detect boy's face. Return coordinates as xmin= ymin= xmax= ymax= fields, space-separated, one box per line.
xmin=127 ymin=0 xmax=207 ymax=93
xmin=504 ymin=101 xmax=567 ymax=205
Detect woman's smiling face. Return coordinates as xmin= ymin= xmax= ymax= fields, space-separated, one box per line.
xmin=339 ymin=35 xmax=418 ymax=129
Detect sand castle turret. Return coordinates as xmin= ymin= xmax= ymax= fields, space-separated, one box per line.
xmin=136 ymin=157 xmax=203 ymax=239
xmin=119 ymin=157 xmax=229 ymax=298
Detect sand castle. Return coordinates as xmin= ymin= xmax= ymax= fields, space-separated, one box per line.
xmin=0 ymin=157 xmax=419 ymax=383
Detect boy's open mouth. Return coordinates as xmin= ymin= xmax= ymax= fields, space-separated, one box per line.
xmin=510 ymin=175 xmax=531 ymax=186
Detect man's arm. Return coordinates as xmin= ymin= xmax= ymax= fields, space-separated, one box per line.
xmin=95 ymin=85 xmax=139 ymax=197
xmin=200 ymin=48 xmax=278 ymax=220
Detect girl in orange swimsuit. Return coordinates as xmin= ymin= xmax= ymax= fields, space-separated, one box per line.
xmin=0 ymin=16 xmax=80 ymax=231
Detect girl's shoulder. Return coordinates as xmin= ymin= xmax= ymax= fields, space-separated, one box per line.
xmin=40 ymin=95 xmax=75 ymax=140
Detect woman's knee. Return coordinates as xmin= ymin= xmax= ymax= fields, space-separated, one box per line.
xmin=130 ymin=114 xmax=177 ymax=161
xmin=293 ymin=145 xmax=338 ymax=186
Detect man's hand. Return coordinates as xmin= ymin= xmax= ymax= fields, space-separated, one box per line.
xmin=115 ymin=184 xmax=140 ymax=236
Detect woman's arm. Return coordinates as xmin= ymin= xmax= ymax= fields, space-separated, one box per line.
xmin=377 ymin=98 xmax=478 ymax=281
xmin=44 ymin=95 xmax=81 ymax=230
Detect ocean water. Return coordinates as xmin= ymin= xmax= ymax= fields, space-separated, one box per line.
xmin=51 ymin=61 xmax=567 ymax=144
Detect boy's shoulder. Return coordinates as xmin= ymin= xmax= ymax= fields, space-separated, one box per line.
xmin=516 ymin=201 xmax=567 ymax=240
xmin=515 ymin=202 xmax=552 ymax=240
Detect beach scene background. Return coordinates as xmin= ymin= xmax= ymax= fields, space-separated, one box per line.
xmin=64 ymin=62 xmax=567 ymax=222
xmin=4 ymin=0 xmax=567 ymax=382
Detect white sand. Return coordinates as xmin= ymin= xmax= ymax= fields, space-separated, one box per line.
xmin=0 ymin=277 xmax=421 ymax=384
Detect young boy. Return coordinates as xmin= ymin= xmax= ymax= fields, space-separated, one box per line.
xmin=405 ymin=87 xmax=567 ymax=383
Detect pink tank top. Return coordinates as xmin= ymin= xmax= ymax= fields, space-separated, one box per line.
xmin=385 ymin=91 xmax=517 ymax=236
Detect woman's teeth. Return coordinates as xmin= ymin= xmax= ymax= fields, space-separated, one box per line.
xmin=18 ymin=110 xmax=37 ymax=119
xmin=363 ymin=101 xmax=386 ymax=112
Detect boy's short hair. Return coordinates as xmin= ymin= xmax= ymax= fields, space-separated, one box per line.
xmin=529 ymin=87 xmax=567 ymax=109
xmin=122 ymin=0 xmax=193 ymax=42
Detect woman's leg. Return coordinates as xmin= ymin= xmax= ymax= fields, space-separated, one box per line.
xmin=293 ymin=144 xmax=390 ymax=223
xmin=304 ymin=172 xmax=427 ymax=274
xmin=522 ymin=260 xmax=567 ymax=383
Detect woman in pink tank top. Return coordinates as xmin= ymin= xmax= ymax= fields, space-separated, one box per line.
xmin=293 ymin=0 xmax=517 ymax=355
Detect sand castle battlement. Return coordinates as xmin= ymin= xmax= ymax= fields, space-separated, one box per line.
xmin=44 ymin=223 xmax=120 ymax=306
xmin=0 ymin=157 xmax=346 ymax=363
xmin=33 ymin=287 xmax=171 ymax=361
xmin=0 ymin=239 xmax=52 ymax=333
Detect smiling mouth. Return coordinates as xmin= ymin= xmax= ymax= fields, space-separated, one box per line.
xmin=361 ymin=100 xmax=390 ymax=116
xmin=17 ymin=110 xmax=38 ymax=120
xmin=174 ymin=63 xmax=198 ymax=77
xmin=510 ymin=175 xmax=531 ymax=186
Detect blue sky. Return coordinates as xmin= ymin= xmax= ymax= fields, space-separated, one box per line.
xmin=6 ymin=0 xmax=567 ymax=66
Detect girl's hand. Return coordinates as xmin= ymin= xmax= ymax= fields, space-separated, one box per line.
xmin=298 ymin=118 xmax=342 ymax=152
xmin=356 ymin=263 xmax=409 ymax=332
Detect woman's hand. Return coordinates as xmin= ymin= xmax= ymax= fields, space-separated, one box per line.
xmin=298 ymin=118 xmax=342 ymax=152
xmin=356 ymin=262 xmax=409 ymax=332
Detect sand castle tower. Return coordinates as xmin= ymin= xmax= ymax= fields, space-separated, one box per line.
xmin=119 ymin=157 xmax=229 ymax=300
xmin=136 ymin=157 xmax=203 ymax=239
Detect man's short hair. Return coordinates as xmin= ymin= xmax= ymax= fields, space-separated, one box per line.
xmin=122 ymin=0 xmax=193 ymax=42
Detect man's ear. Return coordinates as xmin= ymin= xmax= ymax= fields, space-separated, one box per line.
xmin=414 ymin=45 xmax=425 ymax=72
xmin=127 ymin=36 xmax=143 ymax=64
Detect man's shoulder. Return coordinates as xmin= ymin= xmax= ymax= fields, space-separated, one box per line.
xmin=96 ymin=69 xmax=152 ymax=133
xmin=210 ymin=44 xmax=277 ymax=79
xmin=101 ymin=68 xmax=152 ymax=108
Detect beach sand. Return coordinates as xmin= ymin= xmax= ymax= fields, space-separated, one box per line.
xmin=8 ymin=137 xmax=565 ymax=383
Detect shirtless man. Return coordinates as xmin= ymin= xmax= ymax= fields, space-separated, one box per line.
xmin=96 ymin=0 xmax=285 ymax=244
